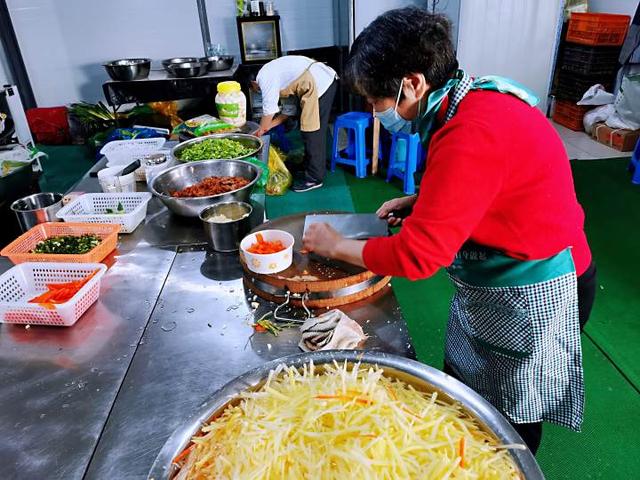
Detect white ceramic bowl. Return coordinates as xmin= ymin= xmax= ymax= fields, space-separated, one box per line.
xmin=240 ymin=229 xmax=294 ymax=274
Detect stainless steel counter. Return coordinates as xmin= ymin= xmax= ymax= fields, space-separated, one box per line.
xmin=0 ymin=136 xmax=415 ymax=479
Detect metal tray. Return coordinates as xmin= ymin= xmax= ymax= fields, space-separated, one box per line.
xmin=148 ymin=350 xmax=543 ymax=480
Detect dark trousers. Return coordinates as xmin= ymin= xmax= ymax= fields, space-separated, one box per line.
xmin=444 ymin=261 xmax=597 ymax=455
xmin=300 ymin=79 xmax=337 ymax=182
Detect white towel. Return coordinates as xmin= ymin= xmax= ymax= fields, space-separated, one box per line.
xmin=299 ymin=309 xmax=367 ymax=352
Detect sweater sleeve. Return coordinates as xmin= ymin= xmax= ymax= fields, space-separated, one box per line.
xmin=363 ymin=120 xmax=505 ymax=280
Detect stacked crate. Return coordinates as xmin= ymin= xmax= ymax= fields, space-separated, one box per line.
xmin=553 ymin=13 xmax=630 ymax=131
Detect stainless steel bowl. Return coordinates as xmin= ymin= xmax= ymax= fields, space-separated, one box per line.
xmin=10 ymin=192 xmax=63 ymax=232
xmin=148 ymin=350 xmax=543 ymax=480
xmin=103 ymin=58 xmax=151 ymax=81
xmin=161 ymin=57 xmax=199 ymax=72
xmin=199 ymin=55 xmax=234 ymax=71
xmin=171 ymin=133 xmax=263 ymax=164
xmin=150 ymin=159 xmax=262 ymax=217
xmin=200 ymin=201 xmax=253 ymax=252
xmin=166 ymin=61 xmax=207 ymax=78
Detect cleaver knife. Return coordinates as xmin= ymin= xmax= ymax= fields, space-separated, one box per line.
xmin=303 ymin=214 xmax=389 ymax=240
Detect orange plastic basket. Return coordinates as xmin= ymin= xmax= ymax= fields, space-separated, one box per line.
xmin=552 ymin=100 xmax=590 ymax=132
xmin=0 ymin=222 xmax=120 ymax=265
xmin=567 ymin=13 xmax=631 ymax=46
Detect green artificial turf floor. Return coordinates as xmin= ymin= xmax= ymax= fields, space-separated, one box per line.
xmin=39 ymin=142 xmax=639 ymax=478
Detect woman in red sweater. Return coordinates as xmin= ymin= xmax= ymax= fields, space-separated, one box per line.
xmin=303 ymin=7 xmax=597 ymax=454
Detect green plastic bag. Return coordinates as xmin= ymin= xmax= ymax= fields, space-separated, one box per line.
xmin=266 ymin=146 xmax=292 ymax=196
xmin=243 ymin=156 xmax=268 ymax=189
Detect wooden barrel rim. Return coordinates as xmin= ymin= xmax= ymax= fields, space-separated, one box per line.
xmin=240 ymin=256 xmax=378 ymax=293
xmin=243 ymin=276 xmax=392 ymax=309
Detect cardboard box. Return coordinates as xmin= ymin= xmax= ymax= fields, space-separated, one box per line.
xmin=592 ymin=123 xmax=640 ymax=152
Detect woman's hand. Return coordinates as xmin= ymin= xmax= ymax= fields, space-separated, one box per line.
xmin=302 ymin=223 xmax=367 ymax=268
xmin=376 ymin=195 xmax=417 ymax=226
xmin=302 ymin=223 xmax=343 ymax=258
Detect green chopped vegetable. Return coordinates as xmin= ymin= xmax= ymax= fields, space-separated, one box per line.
xmin=178 ymin=138 xmax=253 ymax=162
xmin=31 ymin=234 xmax=101 ymax=254
xmin=105 ymin=202 xmax=125 ymax=215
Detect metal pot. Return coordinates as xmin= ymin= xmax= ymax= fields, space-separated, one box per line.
xmin=161 ymin=57 xmax=199 ymax=72
xmin=10 ymin=192 xmax=63 ymax=232
xmin=148 ymin=350 xmax=543 ymax=480
xmin=166 ymin=61 xmax=207 ymax=78
xmin=199 ymin=55 xmax=234 ymax=72
xmin=150 ymin=159 xmax=262 ymax=217
xmin=171 ymin=133 xmax=263 ymax=164
xmin=103 ymin=58 xmax=151 ymax=81
xmin=200 ymin=201 xmax=252 ymax=252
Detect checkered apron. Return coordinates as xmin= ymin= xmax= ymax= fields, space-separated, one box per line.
xmin=440 ymin=81 xmax=584 ymax=431
xmin=445 ymin=245 xmax=584 ymax=431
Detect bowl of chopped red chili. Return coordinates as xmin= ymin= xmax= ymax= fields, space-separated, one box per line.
xmin=240 ymin=230 xmax=294 ymax=274
xmin=150 ymin=159 xmax=262 ymax=217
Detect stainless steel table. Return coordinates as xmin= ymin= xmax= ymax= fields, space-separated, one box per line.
xmin=0 ymin=137 xmax=415 ymax=479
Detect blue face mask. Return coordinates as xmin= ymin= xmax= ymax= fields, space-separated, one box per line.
xmin=375 ymin=82 xmax=413 ymax=134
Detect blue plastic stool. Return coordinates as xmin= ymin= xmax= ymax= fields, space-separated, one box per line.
xmin=331 ymin=112 xmax=372 ymax=178
xmin=629 ymin=137 xmax=640 ymax=185
xmin=386 ymin=132 xmax=424 ymax=194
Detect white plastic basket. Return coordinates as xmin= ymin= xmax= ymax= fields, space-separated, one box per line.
xmin=99 ymin=138 xmax=166 ymax=166
xmin=56 ymin=192 xmax=152 ymax=233
xmin=0 ymin=262 xmax=107 ymax=326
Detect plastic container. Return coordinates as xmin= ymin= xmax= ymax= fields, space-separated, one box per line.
xmin=554 ymin=70 xmax=614 ymax=102
xmin=552 ymin=99 xmax=591 ymax=131
xmin=56 ymin=192 xmax=152 ymax=233
xmin=215 ymin=81 xmax=247 ymax=127
xmin=566 ymin=12 xmax=631 ymax=46
xmin=0 ymin=262 xmax=107 ymax=326
xmin=99 ymin=137 xmax=166 ymax=166
xmin=97 ymin=166 xmax=136 ymax=193
xmin=1 ymin=222 xmax=121 ymax=264
xmin=560 ymin=44 xmax=621 ymax=76
xmin=240 ymin=229 xmax=294 ymax=274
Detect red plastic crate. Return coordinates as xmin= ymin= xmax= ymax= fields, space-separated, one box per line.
xmin=567 ymin=13 xmax=631 ymax=46
xmin=552 ymin=100 xmax=591 ymax=131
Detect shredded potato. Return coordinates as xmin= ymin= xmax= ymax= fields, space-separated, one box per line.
xmin=175 ymin=361 xmax=521 ymax=479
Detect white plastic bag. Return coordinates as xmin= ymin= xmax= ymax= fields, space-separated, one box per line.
xmin=577 ymin=84 xmax=615 ymax=106
xmin=609 ymin=75 xmax=640 ymax=130
xmin=583 ymin=105 xmax=615 ymax=134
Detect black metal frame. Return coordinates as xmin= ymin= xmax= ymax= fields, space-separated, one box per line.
xmin=236 ymin=15 xmax=282 ymax=64
xmin=0 ymin=0 xmax=36 ymax=109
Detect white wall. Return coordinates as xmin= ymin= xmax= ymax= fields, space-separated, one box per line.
xmin=0 ymin=46 xmax=11 ymax=86
xmin=589 ymin=0 xmax=638 ymax=17
xmin=7 ymin=0 xmax=335 ymax=106
xmin=457 ymin=0 xmax=563 ymax=112
xmin=355 ymin=0 xmax=460 ymax=43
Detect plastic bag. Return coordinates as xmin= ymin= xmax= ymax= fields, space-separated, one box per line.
xmin=243 ymin=156 xmax=269 ymax=189
xmin=266 ymin=146 xmax=292 ymax=196
xmin=172 ymin=114 xmax=238 ymax=137
xmin=583 ymin=104 xmax=614 ymax=134
xmin=610 ymin=75 xmax=640 ymax=130
xmin=148 ymin=101 xmax=182 ymax=129
xmin=577 ymin=84 xmax=615 ymax=106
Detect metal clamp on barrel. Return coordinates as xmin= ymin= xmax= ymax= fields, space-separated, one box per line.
xmin=273 ymin=290 xmax=311 ymax=323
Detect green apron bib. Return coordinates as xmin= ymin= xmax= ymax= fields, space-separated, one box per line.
xmin=432 ymin=71 xmax=584 ymax=431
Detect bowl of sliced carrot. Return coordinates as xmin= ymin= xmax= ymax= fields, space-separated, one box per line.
xmin=240 ymin=230 xmax=294 ymax=274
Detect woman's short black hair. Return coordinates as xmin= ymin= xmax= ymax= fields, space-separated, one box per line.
xmin=345 ymin=7 xmax=458 ymax=99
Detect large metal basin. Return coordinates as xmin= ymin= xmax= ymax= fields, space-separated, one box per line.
xmin=149 ymin=159 xmax=262 ymax=217
xmin=171 ymin=133 xmax=263 ymax=164
xmin=148 ymin=350 xmax=544 ymax=480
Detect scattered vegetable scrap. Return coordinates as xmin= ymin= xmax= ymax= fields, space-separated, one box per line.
xmin=247 ymin=233 xmax=286 ymax=254
xmin=252 ymin=313 xmax=282 ymax=336
xmin=28 ymin=270 xmax=99 ymax=309
xmin=105 ymin=202 xmax=125 ymax=215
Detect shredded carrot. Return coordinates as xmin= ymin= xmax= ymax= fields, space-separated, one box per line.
xmin=459 ymin=437 xmax=466 ymax=468
xmin=29 ymin=270 xmax=99 ymax=308
xmin=314 ymin=394 xmax=373 ymax=405
xmin=173 ymin=444 xmax=194 ymax=465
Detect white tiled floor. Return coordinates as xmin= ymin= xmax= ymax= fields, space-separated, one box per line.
xmin=551 ymin=121 xmax=632 ymax=160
